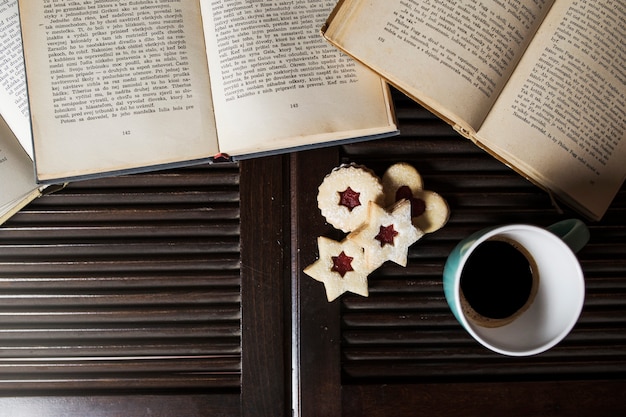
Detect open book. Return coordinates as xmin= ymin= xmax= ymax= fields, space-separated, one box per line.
xmin=0 ymin=117 xmax=42 ymax=225
xmin=18 ymin=0 xmax=397 ymax=183
xmin=323 ymin=0 xmax=626 ymax=220
xmin=0 ymin=1 xmax=43 ymax=225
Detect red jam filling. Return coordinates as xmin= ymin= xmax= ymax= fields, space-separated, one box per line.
xmin=338 ymin=187 xmax=361 ymax=211
xmin=396 ymin=185 xmax=426 ymax=217
xmin=375 ymin=224 xmax=398 ymax=247
xmin=331 ymin=251 xmax=354 ymax=277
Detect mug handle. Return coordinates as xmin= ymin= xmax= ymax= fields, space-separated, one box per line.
xmin=547 ymin=219 xmax=590 ymax=253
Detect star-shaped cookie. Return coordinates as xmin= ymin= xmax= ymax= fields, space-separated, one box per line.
xmin=348 ymin=200 xmax=423 ymax=269
xmin=303 ymin=236 xmax=371 ymax=302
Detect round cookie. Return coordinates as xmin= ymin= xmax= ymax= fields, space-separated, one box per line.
xmin=382 ymin=162 xmax=423 ymax=207
xmin=408 ymin=189 xmax=449 ymax=233
xmin=317 ymin=164 xmax=384 ymax=233
xmin=382 ymin=162 xmax=449 ymax=233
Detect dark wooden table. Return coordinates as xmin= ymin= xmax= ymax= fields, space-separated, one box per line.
xmin=0 ymin=89 xmax=624 ymax=416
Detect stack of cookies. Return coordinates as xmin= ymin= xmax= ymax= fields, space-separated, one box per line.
xmin=304 ymin=163 xmax=449 ymax=301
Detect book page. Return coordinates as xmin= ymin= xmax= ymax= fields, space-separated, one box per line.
xmin=323 ymin=0 xmax=552 ymax=132
xmin=18 ymin=0 xmax=219 ymax=182
xmin=478 ymin=0 xmax=625 ymax=219
xmin=0 ymin=0 xmax=32 ymax=158
xmin=200 ymin=0 xmax=396 ymax=156
xmin=0 ymin=114 xmax=39 ymax=222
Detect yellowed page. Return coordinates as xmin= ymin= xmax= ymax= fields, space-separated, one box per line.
xmin=19 ymin=0 xmax=218 ymax=182
xmin=0 ymin=115 xmax=40 ymax=223
xmin=0 ymin=0 xmax=32 ymax=158
xmin=323 ymin=0 xmax=552 ymax=132
xmin=200 ymin=0 xmax=396 ymax=156
xmin=477 ymin=0 xmax=625 ymax=220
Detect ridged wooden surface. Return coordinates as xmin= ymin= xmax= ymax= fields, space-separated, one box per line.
xmin=339 ymin=90 xmax=626 ymax=383
xmin=0 ymin=163 xmax=241 ymax=391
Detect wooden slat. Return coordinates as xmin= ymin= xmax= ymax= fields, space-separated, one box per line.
xmin=0 ymin=394 xmax=241 ymax=416
xmin=290 ymin=149 xmax=343 ymax=417
xmin=342 ymin=380 xmax=626 ymax=417
xmin=240 ymin=155 xmax=290 ymax=417
xmin=0 ymin=163 xmax=242 ymax=392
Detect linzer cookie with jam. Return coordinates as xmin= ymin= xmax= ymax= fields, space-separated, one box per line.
xmin=382 ymin=162 xmax=449 ymax=233
xmin=303 ymin=236 xmax=372 ymax=302
xmin=317 ymin=163 xmax=384 ymax=233
xmin=347 ymin=199 xmax=423 ymax=270
xmin=307 ymin=162 xmax=450 ymax=302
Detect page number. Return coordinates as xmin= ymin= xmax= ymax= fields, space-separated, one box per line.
xmin=122 ymin=130 xmax=131 ymax=136
xmin=290 ymin=103 xmax=299 ymax=109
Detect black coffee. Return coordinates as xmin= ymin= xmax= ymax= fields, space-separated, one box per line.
xmin=460 ymin=239 xmax=535 ymax=320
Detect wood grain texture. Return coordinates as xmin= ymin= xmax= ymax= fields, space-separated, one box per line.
xmin=0 ymin=394 xmax=240 ymax=417
xmin=0 ymin=164 xmax=242 ymax=394
xmin=240 ymin=155 xmax=290 ymax=417
xmin=290 ymin=149 xmax=343 ymax=417
xmin=343 ymin=380 xmax=626 ymax=417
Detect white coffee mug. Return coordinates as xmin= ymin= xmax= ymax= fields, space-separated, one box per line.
xmin=443 ymin=219 xmax=589 ymax=356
